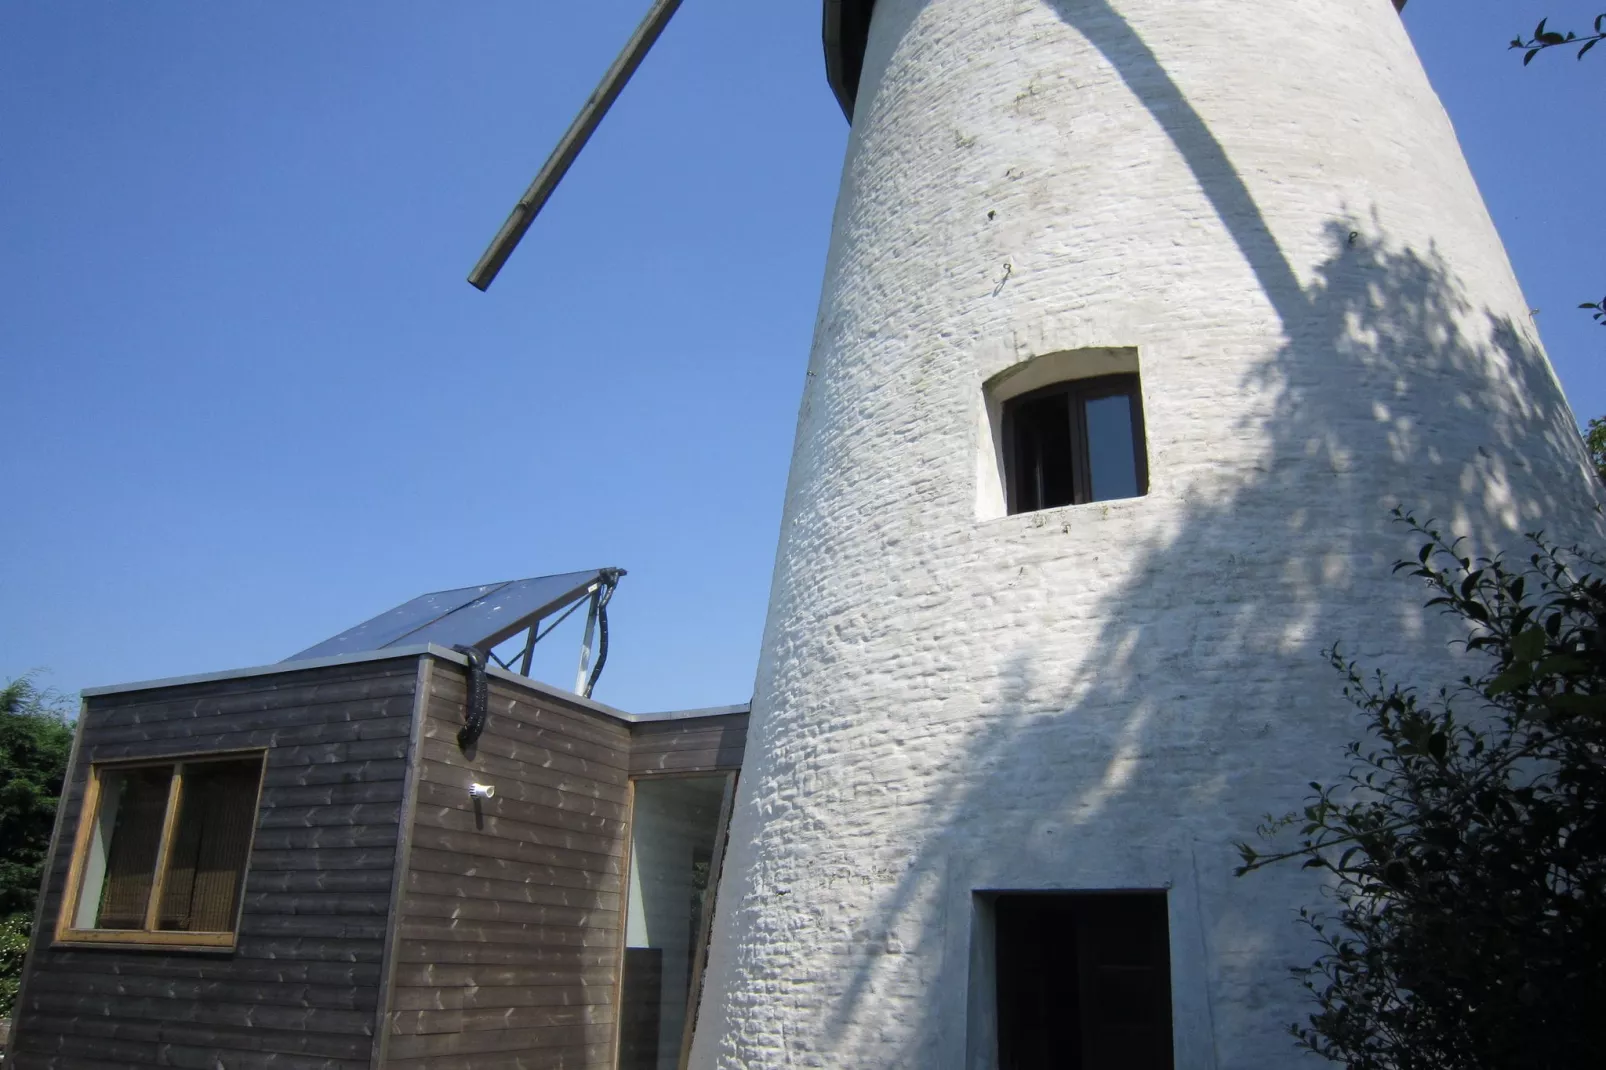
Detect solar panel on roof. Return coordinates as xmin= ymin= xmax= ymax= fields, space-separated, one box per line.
xmin=285 ymin=568 xmax=613 ymax=663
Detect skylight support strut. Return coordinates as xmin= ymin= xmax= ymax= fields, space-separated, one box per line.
xmin=518 ymin=620 xmax=542 ymax=676
xmin=574 ymin=586 xmax=602 ymax=695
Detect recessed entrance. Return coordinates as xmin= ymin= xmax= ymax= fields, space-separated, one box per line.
xmin=986 ymin=891 xmax=1173 ymax=1070
xmin=618 ymin=774 xmax=734 ymax=1070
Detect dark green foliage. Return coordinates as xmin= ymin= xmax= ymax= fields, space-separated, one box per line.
xmin=1582 ymin=296 xmax=1606 ymax=328
xmin=0 ymin=914 xmax=27 ymax=1018
xmin=1237 ymin=512 xmax=1606 ymax=1069
xmin=0 ymin=675 xmax=74 ymax=919
xmin=1 ymin=674 xmax=74 ymax=1019
xmin=1510 ymin=14 xmax=1605 ymax=64
xmin=1510 ymin=16 xmax=1602 ymax=328
xmin=1584 ymin=417 xmax=1606 ymax=485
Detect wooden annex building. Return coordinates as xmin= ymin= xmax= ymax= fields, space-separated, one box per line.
xmin=4 ymin=571 xmax=750 ymax=1069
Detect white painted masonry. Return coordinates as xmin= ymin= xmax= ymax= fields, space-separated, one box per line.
xmin=692 ymin=1 xmax=1604 ymax=1067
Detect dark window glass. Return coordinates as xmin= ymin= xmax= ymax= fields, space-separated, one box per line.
xmin=65 ymin=753 xmax=264 ymax=943
xmin=1003 ymin=375 xmax=1147 ymax=513
xmin=1010 ymin=393 xmax=1078 ymax=511
xmin=1084 ymin=393 xmax=1141 ymax=501
xmin=157 ymin=758 xmax=263 ymax=932
xmin=994 ymin=892 xmax=1173 ymax=1070
xmin=92 ymin=767 xmax=173 ymax=929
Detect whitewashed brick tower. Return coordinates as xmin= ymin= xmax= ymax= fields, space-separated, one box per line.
xmin=693 ymin=1 xmax=1603 ymax=1067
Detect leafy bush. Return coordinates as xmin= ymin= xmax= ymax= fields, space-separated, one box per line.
xmin=1237 ymin=511 xmax=1606 ymax=1069
xmin=0 ymin=675 xmax=74 ymax=1026
xmin=0 ymin=913 xmax=28 ymax=1019
xmin=0 ymin=676 xmax=73 ymax=918
xmin=1584 ymin=417 xmax=1606 ymax=486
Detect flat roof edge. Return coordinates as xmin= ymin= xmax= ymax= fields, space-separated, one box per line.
xmin=823 ymin=0 xmax=875 ymax=121
xmin=80 ymin=645 xmax=444 ymax=698
xmin=628 ymin=703 xmax=752 ymax=723
xmin=80 ymin=646 xmax=747 ymax=727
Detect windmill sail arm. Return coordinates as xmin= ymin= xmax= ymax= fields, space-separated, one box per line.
xmin=468 ymin=0 xmax=685 ymax=291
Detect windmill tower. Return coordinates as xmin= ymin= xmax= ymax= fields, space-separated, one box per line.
xmin=468 ymin=1 xmax=1602 ymax=1067
xmin=682 ymin=1 xmax=1603 ymax=1068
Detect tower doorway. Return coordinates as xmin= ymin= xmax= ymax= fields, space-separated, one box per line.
xmin=990 ymin=892 xmax=1173 ymax=1070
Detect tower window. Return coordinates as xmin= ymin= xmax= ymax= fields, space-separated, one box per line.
xmin=991 ymin=892 xmax=1173 ymax=1070
xmin=1003 ymin=374 xmax=1147 ymax=512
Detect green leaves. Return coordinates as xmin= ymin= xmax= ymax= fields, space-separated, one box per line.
xmin=1511 ymin=13 xmax=1606 ymax=64
xmin=1540 ymin=691 xmax=1606 ymax=717
xmin=1535 ymin=17 xmax=1570 ymax=46
xmin=1584 ymin=416 xmax=1606 ymax=486
xmin=0 ymin=913 xmax=30 ymax=1017
xmin=1511 ymin=625 xmax=1547 ymax=663
xmin=0 ymin=675 xmax=73 ymax=1017
xmin=1237 ymin=513 xmax=1606 ymax=1067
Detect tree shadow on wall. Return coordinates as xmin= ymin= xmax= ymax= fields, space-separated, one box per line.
xmin=789 ymin=1 xmax=1605 ymax=1066
xmin=801 ymin=223 xmax=1602 ymax=1067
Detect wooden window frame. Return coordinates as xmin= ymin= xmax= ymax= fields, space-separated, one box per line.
xmin=54 ymin=749 xmax=268 ymax=951
xmin=1002 ymin=373 xmax=1149 ymax=513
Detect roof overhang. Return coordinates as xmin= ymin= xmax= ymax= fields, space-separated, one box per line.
xmin=823 ymin=0 xmax=876 ymax=120
xmin=825 ymin=0 xmax=1409 ymax=119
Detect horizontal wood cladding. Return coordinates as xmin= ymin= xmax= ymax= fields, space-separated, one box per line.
xmin=628 ymin=712 xmax=749 ymax=775
xmin=388 ymin=666 xmax=632 ymax=1069
xmin=10 ymin=647 xmax=752 ymax=1070
xmin=389 ymin=1002 xmax=615 ymax=1038
xmin=386 ymin=1043 xmax=614 ymax=1070
xmin=386 ymin=1024 xmax=614 ymax=1063
xmin=8 ymin=657 xmax=423 ymax=1070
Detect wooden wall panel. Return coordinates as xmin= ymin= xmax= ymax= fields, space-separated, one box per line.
xmin=627 ymin=713 xmax=748 ymax=776
xmin=7 ymin=648 xmax=751 ymax=1070
xmin=386 ymin=665 xmax=632 ymax=1069
xmin=6 ymin=657 xmax=422 ymax=1070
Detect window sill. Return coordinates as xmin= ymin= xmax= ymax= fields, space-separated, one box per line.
xmin=1016 ymin=492 xmax=1149 ymax=514
xmin=983 ymin=492 xmax=1151 ymax=524
xmin=53 ymin=929 xmax=238 ymax=952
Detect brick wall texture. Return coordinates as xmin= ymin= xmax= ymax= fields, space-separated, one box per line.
xmin=691 ymin=1 xmax=1606 ymax=1067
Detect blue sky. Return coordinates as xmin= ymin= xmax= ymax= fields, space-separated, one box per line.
xmin=2 ymin=1 xmax=1601 ymax=713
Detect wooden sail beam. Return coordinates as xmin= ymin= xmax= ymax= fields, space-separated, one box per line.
xmin=468 ymin=0 xmax=685 ymax=291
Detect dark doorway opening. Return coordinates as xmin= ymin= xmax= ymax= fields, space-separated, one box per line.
xmin=993 ymin=892 xmax=1173 ymax=1070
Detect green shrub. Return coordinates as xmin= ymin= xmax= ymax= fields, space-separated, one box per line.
xmin=0 ymin=912 xmax=29 ymax=1019
xmin=1238 ymin=512 xmax=1606 ymax=1068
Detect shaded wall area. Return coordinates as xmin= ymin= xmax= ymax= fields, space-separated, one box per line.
xmin=630 ymin=714 xmax=748 ymax=779
xmin=7 ymin=657 xmax=421 ymax=1070
xmin=382 ymin=665 xmax=633 ymax=1069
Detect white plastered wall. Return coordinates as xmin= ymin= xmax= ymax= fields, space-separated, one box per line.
xmin=691 ymin=0 xmax=1605 ymax=1067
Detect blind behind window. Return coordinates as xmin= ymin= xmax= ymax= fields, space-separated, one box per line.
xmin=158 ymin=759 xmax=262 ymax=933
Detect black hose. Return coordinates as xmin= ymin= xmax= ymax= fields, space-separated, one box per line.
xmin=584 ymin=577 xmax=618 ymax=698
xmin=454 ymin=645 xmax=489 ymax=748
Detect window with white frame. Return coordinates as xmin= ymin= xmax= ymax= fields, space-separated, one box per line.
xmin=1003 ymin=374 xmax=1148 ymax=513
